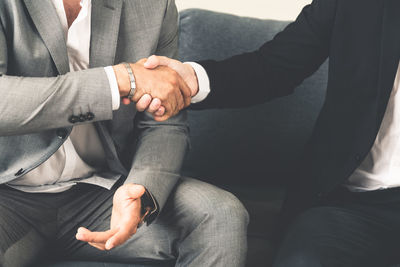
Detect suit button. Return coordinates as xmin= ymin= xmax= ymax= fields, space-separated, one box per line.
xmin=68 ymin=115 xmax=79 ymax=124
xmin=86 ymin=112 xmax=95 ymax=121
xmin=56 ymin=128 xmax=68 ymax=139
xmin=355 ymin=154 xmax=361 ymax=162
xmin=15 ymin=168 xmax=25 ymax=176
xmin=79 ymin=114 xmax=87 ymax=122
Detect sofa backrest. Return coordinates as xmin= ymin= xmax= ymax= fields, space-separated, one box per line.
xmin=178 ymin=9 xmax=328 ymax=186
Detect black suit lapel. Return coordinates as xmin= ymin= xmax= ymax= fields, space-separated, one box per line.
xmin=376 ymin=0 xmax=400 ymax=125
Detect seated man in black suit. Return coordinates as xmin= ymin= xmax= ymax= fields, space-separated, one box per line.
xmin=141 ymin=0 xmax=400 ymax=266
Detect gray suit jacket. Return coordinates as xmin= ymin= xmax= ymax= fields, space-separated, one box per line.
xmin=0 ymin=0 xmax=189 ymax=212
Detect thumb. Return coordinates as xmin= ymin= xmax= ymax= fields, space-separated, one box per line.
xmin=144 ymin=55 xmax=160 ymax=69
xmin=126 ymin=184 xmax=146 ymax=199
xmin=144 ymin=55 xmax=177 ymax=69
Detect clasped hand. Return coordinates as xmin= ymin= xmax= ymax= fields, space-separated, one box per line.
xmin=114 ymin=57 xmax=198 ymax=121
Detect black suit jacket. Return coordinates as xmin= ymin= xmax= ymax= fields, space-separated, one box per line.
xmin=194 ymin=0 xmax=400 ymax=198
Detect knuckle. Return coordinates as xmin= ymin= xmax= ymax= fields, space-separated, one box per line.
xmin=166 ymin=83 xmax=175 ymax=92
xmin=170 ymin=78 xmax=178 ymax=86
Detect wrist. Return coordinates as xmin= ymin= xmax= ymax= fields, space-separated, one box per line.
xmin=191 ymin=68 xmax=199 ymax=97
xmin=138 ymin=187 xmax=157 ymax=227
xmin=183 ymin=62 xmax=199 ymax=97
xmin=113 ymin=64 xmax=130 ymax=97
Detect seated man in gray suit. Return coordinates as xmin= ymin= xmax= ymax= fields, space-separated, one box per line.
xmin=0 ymin=0 xmax=248 ymax=266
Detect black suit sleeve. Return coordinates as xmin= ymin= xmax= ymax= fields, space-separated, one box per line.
xmin=193 ymin=0 xmax=337 ymax=109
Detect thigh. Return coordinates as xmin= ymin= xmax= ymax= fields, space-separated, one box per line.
xmin=57 ymin=183 xmax=176 ymax=263
xmin=274 ymin=206 xmax=396 ymax=267
xmin=59 ymin=178 xmax=248 ymax=266
xmin=0 ymin=186 xmax=55 ymax=267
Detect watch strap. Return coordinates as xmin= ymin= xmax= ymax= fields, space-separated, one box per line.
xmin=122 ymin=62 xmax=136 ymax=99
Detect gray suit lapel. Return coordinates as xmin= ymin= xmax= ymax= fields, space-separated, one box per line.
xmin=90 ymin=0 xmax=123 ymax=67
xmin=90 ymin=0 xmax=124 ymax=167
xmin=23 ymin=0 xmax=70 ymax=74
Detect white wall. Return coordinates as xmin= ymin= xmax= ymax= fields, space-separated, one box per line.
xmin=175 ymin=0 xmax=312 ymax=21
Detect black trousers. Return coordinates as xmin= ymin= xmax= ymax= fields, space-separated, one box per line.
xmin=274 ymin=186 xmax=400 ymax=267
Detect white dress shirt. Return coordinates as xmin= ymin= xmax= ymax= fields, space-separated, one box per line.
xmin=345 ymin=63 xmax=400 ymax=191
xmin=8 ymin=0 xmax=210 ymax=193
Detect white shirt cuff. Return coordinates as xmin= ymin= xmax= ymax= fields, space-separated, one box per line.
xmin=104 ymin=66 xmax=121 ymax=110
xmin=185 ymin=62 xmax=210 ymax=103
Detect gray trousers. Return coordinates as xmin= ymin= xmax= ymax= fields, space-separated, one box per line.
xmin=0 ymin=177 xmax=249 ymax=267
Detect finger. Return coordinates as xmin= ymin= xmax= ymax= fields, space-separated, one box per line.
xmin=154 ymin=106 xmax=165 ymax=117
xmin=178 ymin=78 xmax=192 ymax=108
xmin=154 ymin=114 xmax=170 ymax=122
xmin=165 ymin=92 xmax=178 ymax=120
xmin=105 ymin=226 xmax=137 ymax=250
xmin=178 ymin=77 xmax=192 ymax=99
xmin=88 ymin=242 xmax=106 ymax=251
xmin=76 ymin=227 xmax=118 ymax=243
xmin=136 ymin=94 xmax=152 ymax=112
xmin=143 ymin=55 xmax=160 ymax=69
xmin=122 ymin=98 xmax=131 ymax=105
xmin=173 ymin=84 xmax=185 ymax=114
xmin=147 ymin=98 xmax=162 ymax=114
xmin=174 ymin=90 xmax=184 ymax=114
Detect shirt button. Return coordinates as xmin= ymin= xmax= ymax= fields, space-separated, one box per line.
xmin=86 ymin=112 xmax=95 ymax=121
xmin=56 ymin=128 xmax=68 ymax=139
xmin=68 ymin=115 xmax=79 ymax=124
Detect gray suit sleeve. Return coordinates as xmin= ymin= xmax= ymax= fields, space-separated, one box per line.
xmin=125 ymin=111 xmax=189 ymax=214
xmin=0 ymin=21 xmax=113 ymax=136
xmin=124 ymin=0 xmax=188 ymax=213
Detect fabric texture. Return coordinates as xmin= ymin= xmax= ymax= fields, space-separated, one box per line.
xmin=0 ymin=0 xmax=187 ymax=216
xmin=0 ymin=179 xmax=248 ymax=267
xmin=274 ymin=187 xmax=400 ymax=267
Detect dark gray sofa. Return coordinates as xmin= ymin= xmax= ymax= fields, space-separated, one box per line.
xmin=43 ymin=8 xmax=329 ymax=267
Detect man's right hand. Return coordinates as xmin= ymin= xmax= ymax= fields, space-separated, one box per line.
xmin=113 ymin=59 xmax=192 ymax=121
xmin=141 ymin=56 xmax=200 ymax=119
xmin=144 ymin=56 xmax=199 ymax=97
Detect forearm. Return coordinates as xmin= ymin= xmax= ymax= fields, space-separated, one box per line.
xmin=0 ymin=68 xmax=113 ymax=136
xmin=192 ymin=0 xmax=336 ymax=110
xmin=125 ymin=111 xmax=189 ymax=214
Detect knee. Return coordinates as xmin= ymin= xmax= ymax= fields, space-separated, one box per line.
xmin=274 ymin=207 xmax=347 ymax=267
xmin=176 ymin=179 xmax=249 ymax=231
xmin=211 ymin=189 xmax=250 ymax=231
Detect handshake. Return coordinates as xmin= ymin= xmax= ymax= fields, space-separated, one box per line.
xmin=113 ymin=56 xmax=198 ymax=121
